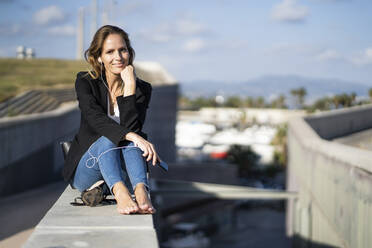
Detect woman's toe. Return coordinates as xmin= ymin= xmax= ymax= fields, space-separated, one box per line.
xmin=140 ymin=203 xmax=149 ymax=210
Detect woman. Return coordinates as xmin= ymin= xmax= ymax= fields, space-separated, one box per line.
xmin=62 ymin=25 xmax=160 ymax=215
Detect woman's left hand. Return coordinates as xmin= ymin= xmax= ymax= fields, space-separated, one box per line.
xmin=125 ymin=132 xmax=161 ymax=166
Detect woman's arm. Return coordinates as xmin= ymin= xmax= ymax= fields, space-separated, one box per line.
xmin=117 ymin=80 xmax=158 ymax=165
xmin=116 ymin=81 xmax=152 ymax=133
xmin=75 ymin=72 xmax=130 ymax=146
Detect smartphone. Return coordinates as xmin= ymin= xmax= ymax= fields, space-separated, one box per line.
xmin=157 ymin=160 xmax=168 ymax=172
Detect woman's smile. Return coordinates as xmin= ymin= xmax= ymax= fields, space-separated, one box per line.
xmin=113 ymin=63 xmax=125 ymax=68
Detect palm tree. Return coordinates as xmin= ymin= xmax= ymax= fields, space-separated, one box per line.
xmin=290 ymin=87 xmax=307 ymax=109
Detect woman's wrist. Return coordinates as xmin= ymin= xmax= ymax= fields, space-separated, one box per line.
xmin=124 ymin=131 xmax=138 ymax=142
xmin=123 ymin=83 xmax=136 ymax=97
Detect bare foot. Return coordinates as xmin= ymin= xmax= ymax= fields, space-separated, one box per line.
xmin=112 ymin=182 xmax=139 ymax=215
xmin=134 ymin=183 xmax=156 ymax=214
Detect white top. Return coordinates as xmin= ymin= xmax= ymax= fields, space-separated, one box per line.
xmin=107 ymin=95 xmax=120 ymax=124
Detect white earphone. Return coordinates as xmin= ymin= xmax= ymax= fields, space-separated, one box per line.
xmin=98 ymin=57 xmax=102 ymax=64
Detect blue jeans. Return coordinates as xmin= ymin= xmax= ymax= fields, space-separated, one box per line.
xmin=72 ymin=136 xmax=149 ymax=195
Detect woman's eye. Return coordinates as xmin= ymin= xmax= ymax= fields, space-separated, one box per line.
xmin=107 ymin=50 xmax=113 ymax=54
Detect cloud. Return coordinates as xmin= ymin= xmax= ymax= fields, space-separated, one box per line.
xmin=47 ymin=25 xmax=75 ymax=36
xmin=183 ymin=38 xmax=206 ymax=52
xmin=316 ymin=49 xmax=342 ymax=61
xmin=138 ymin=17 xmax=207 ymax=43
xmin=350 ymin=48 xmax=372 ymax=66
xmin=33 ymin=5 xmax=66 ymax=26
xmin=271 ymin=0 xmax=309 ymax=23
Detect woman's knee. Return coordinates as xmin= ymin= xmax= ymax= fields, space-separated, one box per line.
xmin=95 ymin=136 xmax=116 ymax=151
xmin=123 ymin=143 xmax=143 ymax=155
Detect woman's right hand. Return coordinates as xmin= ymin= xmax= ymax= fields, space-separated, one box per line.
xmin=125 ymin=132 xmax=161 ymax=166
xmin=121 ymin=65 xmax=136 ymax=97
xmin=120 ymin=65 xmax=136 ymax=86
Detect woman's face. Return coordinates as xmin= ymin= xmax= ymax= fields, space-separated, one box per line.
xmin=100 ymin=33 xmax=130 ymax=76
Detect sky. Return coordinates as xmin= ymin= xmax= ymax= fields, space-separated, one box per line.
xmin=1 ymin=0 xmax=372 ymax=85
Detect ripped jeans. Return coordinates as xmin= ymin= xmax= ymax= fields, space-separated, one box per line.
xmin=71 ymin=136 xmax=149 ymax=195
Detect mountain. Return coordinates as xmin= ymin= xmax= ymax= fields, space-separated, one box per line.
xmin=181 ymin=75 xmax=371 ymax=103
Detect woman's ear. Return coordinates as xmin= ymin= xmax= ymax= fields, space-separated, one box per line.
xmin=98 ymin=57 xmax=102 ymax=64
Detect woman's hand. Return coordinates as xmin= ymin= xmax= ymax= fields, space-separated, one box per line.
xmin=120 ymin=65 xmax=136 ymax=85
xmin=125 ymin=132 xmax=161 ymax=166
xmin=121 ymin=65 xmax=136 ymax=97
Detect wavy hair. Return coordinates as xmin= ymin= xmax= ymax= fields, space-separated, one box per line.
xmin=84 ymin=25 xmax=135 ymax=79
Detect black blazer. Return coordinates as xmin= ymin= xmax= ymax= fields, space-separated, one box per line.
xmin=62 ymin=71 xmax=152 ymax=182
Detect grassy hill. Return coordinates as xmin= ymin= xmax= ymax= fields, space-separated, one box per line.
xmin=0 ymin=58 xmax=89 ymax=102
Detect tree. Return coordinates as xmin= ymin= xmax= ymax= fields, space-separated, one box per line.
xmin=308 ymin=96 xmax=332 ymax=112
xmin=255 ymin=96 xmax=266 ymax=108
xmin=369 ymin=88 xmax=372 ymax=102
xmin=271 ymin=124 xmax=287 ymax=167
xmin=244 ymin=96 xmax=254 ymax=108
xmin=227 ymin=145 xmax=260 ymax=177
xmin=270 ymin=94 xmax=287 ymax=109
xmin=225 ymin=96 xmax=242 ymax=108
xmin=290 ymin=87 xmax=307 ymax=109
xmin=332 ymin=93 xmax=356 ymax=109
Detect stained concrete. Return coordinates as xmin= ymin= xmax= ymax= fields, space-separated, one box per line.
xmin=23 ymin=186 xmax=159 ymax=248
xmin=333 ymin=128 xmax=372 ymax=151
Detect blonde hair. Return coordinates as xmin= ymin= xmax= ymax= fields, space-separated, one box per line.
xmin=84 ymin=25 xmax=135 ymax=79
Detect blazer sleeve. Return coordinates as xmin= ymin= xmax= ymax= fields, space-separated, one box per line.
xmin=75 ymin=73 xmax=130 ymax=146
xmin=117 ymin=80 xmax=152 ymax=134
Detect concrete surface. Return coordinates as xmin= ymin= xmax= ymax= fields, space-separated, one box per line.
xmin=287 ymin=105 xmax=372 ymax=248
xmin=333 ymin=128 xmax=372 ymax=151
xmin=0 ymin=228 xmax=34 ymax=248
xmin=0 ymin=181 xmax=67 ymax=248
xmin=23 ymin=185 xmax=159 ymax=248
xmin=306 ymin=104 xmax=372 ymax=140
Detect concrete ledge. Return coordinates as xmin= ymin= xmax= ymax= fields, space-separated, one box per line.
xmin=290 ymin=113 xmax=372 ymax=173
xmin=287 ymin=106 xmax=372 ymax=247
xmin=23 ymin=186 xmax=159 ymax=248
xmin=305 ymin=104 xmax=372 ymax=140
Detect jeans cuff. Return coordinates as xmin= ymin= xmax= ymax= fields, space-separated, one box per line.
xmin=133 ymin=182 xmax=150 ymax=192
xmin=109 ymin=180 xmax=126 ymax=196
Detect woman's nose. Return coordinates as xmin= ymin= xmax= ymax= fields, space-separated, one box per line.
xmin=114 ymin=50 xmax=122 ymax=60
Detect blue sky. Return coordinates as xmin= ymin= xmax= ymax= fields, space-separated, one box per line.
xmin=1 ymin=0 xmax=372 ymax=85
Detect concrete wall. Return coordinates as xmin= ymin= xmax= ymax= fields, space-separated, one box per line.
xmin=144 ymin=84 xmax=178 ymax=163
xmin=0 ymin=84 xmax=178 ymax=197
xmin=0 ymin=104 xmax=80 ymax=197
xmin=306 ymin=104 xmax=372 ymax=140
xmin=287 ymin=104 xmax=372 ymax=248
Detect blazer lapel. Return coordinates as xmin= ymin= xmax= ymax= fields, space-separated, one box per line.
xmin=95 ymin=75 xmax=109 ymax=113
